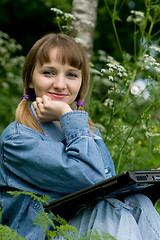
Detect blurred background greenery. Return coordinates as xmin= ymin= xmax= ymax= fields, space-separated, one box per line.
xmin=0 ymin=0 xmax=146 ymax=56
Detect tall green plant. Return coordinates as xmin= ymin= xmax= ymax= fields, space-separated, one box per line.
xmin=88 ymin=0 xmax=160 ymax=173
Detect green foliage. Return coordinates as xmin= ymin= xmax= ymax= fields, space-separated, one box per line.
xmin=7 ymin=191 xmax=51 ymax=206
xmin=0 ymin=31 xmax=24 ymax=134
xmin=87 ymin=0 xmax=160 ymax=174
xmin=40 ymin=0 xmax=72 ymax=12
xmin=50 ymin=8 xmax=76 ymax=34
xmin=0 ymin=191 xmax=117 ymax=240
xmin=0 ymin=0 xmax=58 ymax=55
xmin=0 ymin=225 xmax=26 ymax=240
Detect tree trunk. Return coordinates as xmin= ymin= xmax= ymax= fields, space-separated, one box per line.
xmin=71 ymin=0 xmax=98 ymax=61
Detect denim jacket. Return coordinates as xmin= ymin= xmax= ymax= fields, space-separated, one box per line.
xmin=0 ymin=106 xmax=115 ymax=239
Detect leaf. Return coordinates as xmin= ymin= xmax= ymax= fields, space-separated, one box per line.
xmin=51 ymin=213 xmax=68 ymax=225
xmin=34 ymin=211 xmax=55 ymax=229
xmin=0 ymin=225 xmax=26 ymax=240
xmin=112 ymin=10 xmax=122 ymax=22
xmin=7 ymin=191 xmax=50 ymax=205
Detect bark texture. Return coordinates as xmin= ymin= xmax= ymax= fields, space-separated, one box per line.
xmin=71 ymin=0 xmax=98 ymax=60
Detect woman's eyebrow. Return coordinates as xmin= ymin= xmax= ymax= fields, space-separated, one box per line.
xmin=41 ymin=65 xmax=81 ymax=73
xmin=41 ymin=66 xmax=56 ymax=70
xmin=67 ymin=68 xmax=81 ymax=73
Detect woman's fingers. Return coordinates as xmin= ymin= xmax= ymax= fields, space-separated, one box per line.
xmin=32 ymin=101 xmax=38 ymax=110
xmin=33 ymin=95 xmax=72 ymax=122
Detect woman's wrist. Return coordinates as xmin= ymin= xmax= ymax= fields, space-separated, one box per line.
xmin=60 ymin=105 xmax=73 ymax=117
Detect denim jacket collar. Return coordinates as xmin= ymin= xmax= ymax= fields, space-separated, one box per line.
xmin=30 ymin=103 xmax=65 ymax=142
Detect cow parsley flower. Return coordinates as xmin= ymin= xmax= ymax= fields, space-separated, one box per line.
xmin=64 ymin=13 xmax=76 ymax=20
xmin=108 ymin=76 xmax=114 ymax=81
xmin=50 ymin=8 xmax=63 ymax=15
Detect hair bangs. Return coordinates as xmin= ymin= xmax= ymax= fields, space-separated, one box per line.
xmin=36 ymin=35 xmax=83 ymax=70
xmin=55 ymin=43 xmax=83 ymax=70
xmin=36 ymin=41 xmax=52 ymax=66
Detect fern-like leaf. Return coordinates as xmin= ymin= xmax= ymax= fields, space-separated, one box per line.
xmin=0 ymin=225 xmax=26 ymax=240
xmin=7 ymin=191 xmax=50 ymax=205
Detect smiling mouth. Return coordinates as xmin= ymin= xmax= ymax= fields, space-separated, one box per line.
xmin=48 ymin=92 xmax=68 ymax=99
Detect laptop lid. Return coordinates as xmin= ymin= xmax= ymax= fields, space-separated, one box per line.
xmin=45 ymin=170 xmax=160 ymax=220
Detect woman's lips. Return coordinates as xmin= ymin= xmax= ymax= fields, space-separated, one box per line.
xmin=48 ymin=92 xmax=68 ymax=99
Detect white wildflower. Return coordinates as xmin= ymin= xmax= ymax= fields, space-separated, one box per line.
xmin=145 ymin=65 xmax=150 ymax=70
xmin=118 ymin=65 xmax=125 ymax=71
xmin=64 ymin=13 xmax=76 ymax=20
xmin=126 ymin=15 xmax=133 ymax=22
xmin=117 ymin=72 xmax=123 ymax=77
xmin=131 ymin=85 xmax=140 ymax=95
xmin=113 ymin=64 xmax=119 ymax=69
xmin=130 ymin=79 xmax=148 ymax=98
xmin=101 ymin=68 xmax=106 ymax=73
xmin=136 ymin=17 xmax=143 ymax=23
xmin=50 ymin=8 xmax=63 ymax=15
xmin=104 ymin=98 xmax=113 ymax=107
xmin=109 ymin=68 xmax=114 ymax=72
xmin=138 ymin=54 xmax=159 ymax=71
xmin=144 ymin=54 xmax=156 ymax=63
xmin=130 ymin=10 xmax=144 ymax=18
xmin=107 ymin=63 xmax=114 ymax=68
xmin=108 ymin=76 xmax=114 ymax=81
xmin=145 ymin=132 xmax=160 ymax=137
xmin=149 ymin=45 xmax=160 ymax=53
xmin=154 ymin=62 xmax=160 ymax=67
xmin=123 ymin=72 xmax=128 ymax=77
xmin=127 ymin=137 xmax=134 ymax=144
xmin=127 ymin=10 xmax=145 ymax=23
xmin=155 ymin=67 xmax=160 ymax=72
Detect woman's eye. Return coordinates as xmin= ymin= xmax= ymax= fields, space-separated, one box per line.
xmin=43 ymin=71 xmax=54 ymax=76
xmin=68 ymin=73 xmax=78 ymax=78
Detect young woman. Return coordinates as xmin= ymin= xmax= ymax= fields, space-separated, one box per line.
xmin=0 ymin=33 xmax=160 ymax=240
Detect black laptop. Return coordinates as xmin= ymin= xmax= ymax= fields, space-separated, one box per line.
xmin=45 ymin=170 xmax=160 ymax=220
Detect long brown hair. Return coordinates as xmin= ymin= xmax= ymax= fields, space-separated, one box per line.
xmin=16 ymin=33 xmax=92 ymax=133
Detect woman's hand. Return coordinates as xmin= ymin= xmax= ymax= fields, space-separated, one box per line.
xmin=32 ymin=95 xmax=72 ymax=122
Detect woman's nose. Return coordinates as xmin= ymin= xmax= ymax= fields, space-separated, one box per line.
xmin=53 ymin=74 xmax=66 ymax=90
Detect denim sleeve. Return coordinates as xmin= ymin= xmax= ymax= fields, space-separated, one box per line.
xmin=1 ymin=112 xmax=108 ymax=194
xmin=92 ymin=128 xmax=116 ymax=178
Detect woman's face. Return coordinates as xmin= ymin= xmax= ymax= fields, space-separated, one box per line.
xmin=30 ymin=48 xmax=82 ymax=105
